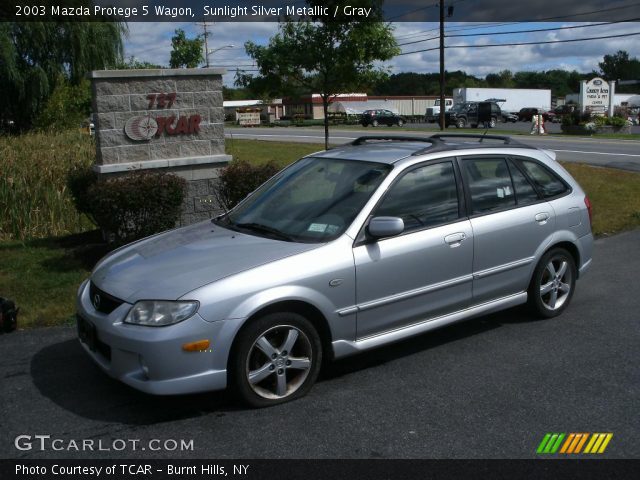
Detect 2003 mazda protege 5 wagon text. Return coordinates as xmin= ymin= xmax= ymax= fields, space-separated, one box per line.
xmin=77 ymin=134 xmax=593 ymax=407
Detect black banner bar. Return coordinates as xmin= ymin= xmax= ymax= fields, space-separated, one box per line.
xmin=2 ymin=459 xmax=639 ymax=480
xmin=2 ymin=0 xmax=639 ymax=22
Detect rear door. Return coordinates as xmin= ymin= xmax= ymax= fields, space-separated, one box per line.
xmin=353 ymin=159 xmax=473 ymax=339
xmin=460 ymin=155 xmax=556 ymax=303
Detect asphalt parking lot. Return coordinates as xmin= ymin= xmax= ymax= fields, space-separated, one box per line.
xmin=1 ymin=230 xmax=638 ymax=460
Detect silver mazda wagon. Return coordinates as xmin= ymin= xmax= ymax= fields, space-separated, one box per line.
xmin=77 ymin=134 xmax=593 ymax=407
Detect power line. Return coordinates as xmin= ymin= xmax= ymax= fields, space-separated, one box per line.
xmin=394 ymin=0 xmax=640 ymax=42
xmin=449 ymin=19 xmax=638 ymax=38
xmin=397 ymin=18 xmax=639 ymax=47
xmin=395 ymin=22 xmax=516 ymax=42
xmin=398 ymin=30 xmax=640 ymax=56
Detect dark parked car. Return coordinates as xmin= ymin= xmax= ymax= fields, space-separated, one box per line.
xmin=553 ymin=105 xmax=577 ymax=116
xmin=502 ymin=111 xmax=518 ymax=123
xmin=445 ymin=102 xmax=501 ymax=128
xmin=361 ymin=109 xmax=405 ymax=127
xmin=518 ymin=108 xmax=556 ymax=123
xmin=518 ymin=108 xmax=539 ymax=121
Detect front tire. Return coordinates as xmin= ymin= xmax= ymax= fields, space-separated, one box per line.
xmin=456 ymin=118 xmax=466 ymax=128
xmin=231 ymin=312 xmax=322 ymax=407
xmin=489 ymin=117 xmax=497 ymax=128
xmin=527 ymin=248 xmax=577 ymax=318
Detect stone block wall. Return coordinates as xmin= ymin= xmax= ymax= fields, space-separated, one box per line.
xmin=88 ymin=68 xmax=231 ymax=226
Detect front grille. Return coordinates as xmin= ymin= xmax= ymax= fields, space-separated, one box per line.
xmin=89 ymin=282 xmax=124 ymax=314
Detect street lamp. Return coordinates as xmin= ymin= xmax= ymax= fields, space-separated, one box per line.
xmin=205 ymin=44 xmax=234 ymax=68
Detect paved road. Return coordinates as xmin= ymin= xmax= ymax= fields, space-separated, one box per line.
xmin=226 ymin=125 xmax=640 ymax=172
xmin=1 ymin=230 xmax=639 ymax=459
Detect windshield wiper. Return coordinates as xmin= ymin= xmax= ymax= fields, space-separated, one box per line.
xmin=234 ymin=223 xmax=295 ymax=242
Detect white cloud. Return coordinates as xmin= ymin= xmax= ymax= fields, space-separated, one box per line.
xmin=125 ymin=21 xmax=640 ymax=85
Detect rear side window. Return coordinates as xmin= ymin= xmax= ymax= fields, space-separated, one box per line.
xmin=518 ymin=160 xmax=568 ymax=198
xmin=462 ymin=158 xmax=516 ymax=213
xmin=507 ymin=160 xmax=540 ymax=205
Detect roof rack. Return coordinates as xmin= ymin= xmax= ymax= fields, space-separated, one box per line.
xmin=428 ymin=133 xmax=522 ymax=145
xmin=350 ymin=136 xmax=437 ymax=146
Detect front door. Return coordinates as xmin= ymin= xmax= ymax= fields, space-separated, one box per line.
xmin=353 ymin=160 xmax=474 ymax=339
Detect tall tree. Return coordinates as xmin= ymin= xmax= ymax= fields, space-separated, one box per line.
xmin=0 ymin=20 xmax=126 ymax=131
xmin=169 ymin=29 xmax=203 ymax=69
xmin=599 ymin=50 xmax=640 ymax=93
xmin=238 ymin=0 xmax=399 ymax=149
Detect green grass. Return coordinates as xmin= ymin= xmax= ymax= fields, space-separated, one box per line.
xmin=0 ymin=129 xmax=95 ymax=241
xmin=225 ymin=138 xmax=325 ymax=167
xmin=562 ymin=163 xmax=640 ymax=236
xmin=0 ymin=231 xmax=107 ymax=328
xmin=1 ymin=137 xmax=639 ymax=329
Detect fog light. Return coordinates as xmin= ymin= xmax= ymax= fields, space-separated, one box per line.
xmin=139 ymin=356 xmax=149 ymax=378
xmin=182 ymin=339 xmax=210 ymax=352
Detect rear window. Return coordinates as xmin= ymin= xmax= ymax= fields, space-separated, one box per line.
xmin=518 ymin=160 xmax=569 ymax=198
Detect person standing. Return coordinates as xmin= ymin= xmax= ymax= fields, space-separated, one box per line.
xmin=530 ymin=113 xmax=539 ymax=134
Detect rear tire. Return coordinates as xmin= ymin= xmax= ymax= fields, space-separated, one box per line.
xmin=230 ymin=312 xmax=322 ymax=408
xmin=527 ymin=248 xmax=577 ymax=318
xmin=489 ymin=117 xmax=497 ymax=128
xmin=456 ymin=118 xmax=466 ymax=128
xmin=397 ymin=119 xmax=404 ymax=127
xmin=372 ymin=120 xmax=379 ymax=127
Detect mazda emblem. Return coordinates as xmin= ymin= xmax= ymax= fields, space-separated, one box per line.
xmin=93 ymin=294 xmax=101 ymax=310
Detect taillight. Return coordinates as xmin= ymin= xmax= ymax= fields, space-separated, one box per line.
xmin=584 ymin=196 xmax=592 ymax=226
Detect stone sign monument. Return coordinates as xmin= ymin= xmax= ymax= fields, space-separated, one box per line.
xmin=89 ymin=68 xmax=231 ymax=225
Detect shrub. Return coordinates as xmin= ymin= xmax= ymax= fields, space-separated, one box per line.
xmin=67 ymin=166 xmax=99 ymax=225
xmin=216 ymin=160 xmax=280 ymax=210
xmin=68 ymin=169 xmax=186 ymax=245
xmin=34 ymin=76 xmax=92 ymax=132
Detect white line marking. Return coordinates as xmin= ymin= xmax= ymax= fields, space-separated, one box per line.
xmin=226 ymin=133 xmax=356 ymax=140
xmin=552 ymin=149 xmax=640 ymax=158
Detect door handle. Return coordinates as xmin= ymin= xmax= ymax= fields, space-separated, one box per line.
xmin=444 ymin=232 xmax=467 ymax=247
xmin=535 ymin=212 xmax=550 ymax=224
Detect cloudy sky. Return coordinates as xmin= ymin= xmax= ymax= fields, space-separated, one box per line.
xmin=123 ymin=20 xmax=640 ymax=87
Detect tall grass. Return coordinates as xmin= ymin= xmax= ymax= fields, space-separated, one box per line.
xmin=0 ymin=130 xmax=95 ymax=240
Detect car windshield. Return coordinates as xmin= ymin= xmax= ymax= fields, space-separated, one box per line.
xmin=450 ymin=103 xmax=469 ymax=113
xmin=215 ymin=157 xmax=391 ymax=243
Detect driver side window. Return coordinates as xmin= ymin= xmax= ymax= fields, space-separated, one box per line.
xmin=375 ymin=161 xmax=461 ymax=234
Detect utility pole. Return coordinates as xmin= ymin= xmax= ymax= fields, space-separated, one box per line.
xmin=198 ymin=22 xmax=211 ymax=67
xmin=439 ymin=2 xmax=445 ymax=131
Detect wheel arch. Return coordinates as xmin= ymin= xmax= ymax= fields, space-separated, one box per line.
xmin=227 ymin=300 xmax=335 ymax=372
xmin=543 ymin=241 xmax=580 ymax=276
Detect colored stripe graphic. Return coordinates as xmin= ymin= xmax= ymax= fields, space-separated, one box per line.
xmin=538 ymin=433 xmax=613 ymax=454
xmin=584 ymin=433 xmax=614 ymax=454
xmin=537 ymin=433 xmax=565 ymax=454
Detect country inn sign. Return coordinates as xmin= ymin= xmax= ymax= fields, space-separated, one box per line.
xmin=89 ymin=68 xmax=231 ymax=225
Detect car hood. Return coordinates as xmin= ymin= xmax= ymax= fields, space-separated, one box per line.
xmin=91 ymin=221 xmax=320 ymax=303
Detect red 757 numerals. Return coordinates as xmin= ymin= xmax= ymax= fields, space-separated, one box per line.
xmin=147 ymin=93 xmax=176 ymax=109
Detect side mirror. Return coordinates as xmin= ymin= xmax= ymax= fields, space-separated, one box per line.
xmin=368 ymin=216 xmax=404 ymax=238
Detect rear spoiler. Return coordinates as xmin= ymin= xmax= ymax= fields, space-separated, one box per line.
xmin=542 ymin=149 xmax=557 ymax=161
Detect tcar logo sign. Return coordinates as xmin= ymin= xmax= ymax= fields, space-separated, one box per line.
xmin=123 ymin=91 xmax=202 ymax=141
xmin=124 ymin=116 xmax=158 ymax=141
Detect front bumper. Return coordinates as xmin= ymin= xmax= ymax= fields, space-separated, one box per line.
xmin=76 ymin=280 xmax=232 ymax=395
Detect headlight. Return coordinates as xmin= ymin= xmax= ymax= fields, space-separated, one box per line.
xmin=124 ymin=301 xmax=199 ymax=327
